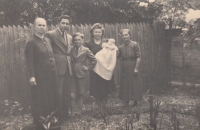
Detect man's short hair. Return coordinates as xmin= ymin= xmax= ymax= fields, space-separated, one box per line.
xmin=58 ymin=15 xmax=71 ymax=24
xmin=72 ymin=32 xmax=84 ymax=44
xmin=34 ymin=17 xmax=46 ymax=26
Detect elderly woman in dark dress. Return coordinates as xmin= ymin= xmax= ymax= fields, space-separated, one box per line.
xmin=85 ymin=23 xmax=116 ymax=109
xmin=25 ymin=18 xmax=58 ymax=129
xmin=118 ymin=29 xmax=143 ymax=107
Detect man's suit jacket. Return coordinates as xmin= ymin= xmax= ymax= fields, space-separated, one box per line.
xmin=45 ymin=29 xmax=72 ymax=76
xmin=70 ymin=45 xmax=97 ymax=78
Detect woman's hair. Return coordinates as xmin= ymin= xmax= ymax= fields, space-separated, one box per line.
xmin=90 ymin=23 xmax=105 ymax=39
xmin=120 ymin=29 xmax=131 ymax=38
xmin=72 ymin=32 xmax=84 ymax=44
xmin=34 ymin=17 xmax=46 ymax=27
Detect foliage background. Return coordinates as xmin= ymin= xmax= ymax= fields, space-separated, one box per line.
xmin=0 ymin=0 xmax=200 ymax=28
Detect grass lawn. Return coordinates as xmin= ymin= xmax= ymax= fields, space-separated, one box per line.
xmin=1 ymin=86 xmax=200 ymax=130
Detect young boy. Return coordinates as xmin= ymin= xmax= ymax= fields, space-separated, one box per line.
xmin=70 ymin=32 xmax=97 ymax=116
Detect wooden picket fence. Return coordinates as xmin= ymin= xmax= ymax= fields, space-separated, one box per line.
xmin=0 ymin=22 xmax=170 ymax=106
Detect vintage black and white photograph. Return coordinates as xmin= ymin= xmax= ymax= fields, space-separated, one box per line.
xmin=0 ymin=0 xmax=200 ymax=129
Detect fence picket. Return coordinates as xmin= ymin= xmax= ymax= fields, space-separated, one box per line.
xmin=0 ymin=27 xmax=3 ymax=100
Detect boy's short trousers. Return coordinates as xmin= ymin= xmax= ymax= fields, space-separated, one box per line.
xmin=71 ymin=76 xmax=86 ymax=94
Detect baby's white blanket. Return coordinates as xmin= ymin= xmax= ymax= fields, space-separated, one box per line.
xmin=93 ymin=43 xmax=118 ymax=80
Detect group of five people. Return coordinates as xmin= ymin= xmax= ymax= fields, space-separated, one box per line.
xmin=25 ymin=15 xmax=143 ymax=129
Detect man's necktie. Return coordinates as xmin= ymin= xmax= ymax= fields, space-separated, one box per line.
xmin=76 ymin=47 xmax=79 ymax=57
xmin=62 ymin=32 xmax=68 ymax=47
xmin=62 ymin=32 xmax=65 ymax=41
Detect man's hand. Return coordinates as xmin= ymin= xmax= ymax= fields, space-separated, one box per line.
xmin=30 ymin=77 xmax=37 ymax=86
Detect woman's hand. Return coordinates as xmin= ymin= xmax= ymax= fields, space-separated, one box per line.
xmin=30 ymin=77 xmax=37 ymax=85
xmin=134 ymin=68 xmax=138 ymax=75
xmin=82 ymin=66 xmax=88 ymax=71
xmin=134 ymin=58 xmax=141 ymax=75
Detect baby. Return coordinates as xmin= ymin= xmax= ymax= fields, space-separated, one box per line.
xmin=102 ymin=38 xmax=118 ymax=50
xmin=93 ymin=38 xmax=118 ymax=80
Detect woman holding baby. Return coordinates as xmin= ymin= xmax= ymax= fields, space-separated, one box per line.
xmin=85 ymin=23 xmax=117 ymax=110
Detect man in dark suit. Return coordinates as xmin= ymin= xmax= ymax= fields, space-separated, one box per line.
xmin=45 ymin=15 xmax=72 ymax=119
xmin=70 ymin=32 xmax=97 ymax=116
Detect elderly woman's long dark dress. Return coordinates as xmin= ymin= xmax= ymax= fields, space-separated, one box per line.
xmin=25 ymin=35 xmax=58 ymax=125
xmin=118 ymin=40 xmax=143 ymax=101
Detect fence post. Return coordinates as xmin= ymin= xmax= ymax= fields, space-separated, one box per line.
xmin=181 ymin=33 xmax=186 ymax=87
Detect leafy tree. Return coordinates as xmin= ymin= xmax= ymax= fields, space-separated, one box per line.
xmin=0 ymin=0 xmax=153 ymax=26
xmin=157 ymin=0 xmax=200 ymax=29
xmin=0 ymin=0 xmax=35 ymax=26
xmin=128 ymin=0 xmax=200 ymax=29
xmin=0 ymin=0 xmax=199 ymax=26
xmin=128 ymin=0 xmax=163 ymax=23
xmin=183 ymin=18 xmax=200 ymax=48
